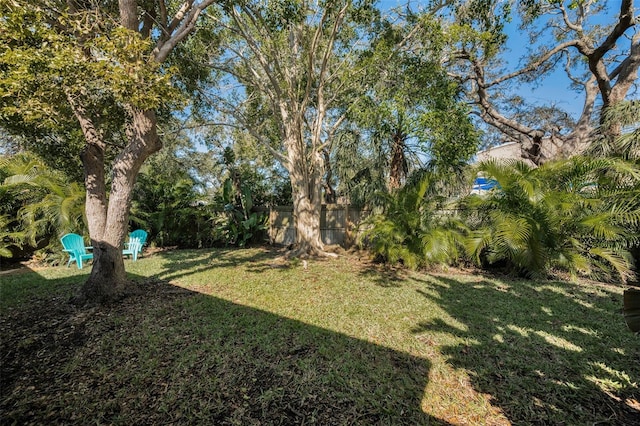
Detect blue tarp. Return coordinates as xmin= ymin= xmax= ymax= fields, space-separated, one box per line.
xmin=472 ymin=177 xmax=498 ymax=192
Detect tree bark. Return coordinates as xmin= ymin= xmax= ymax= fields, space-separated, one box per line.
xmin=73 ymin=108 xmax=162 ymax=304
xmin=66 ymin=94 xmax=124 ymax=303
xmin=291 ymin=190 xmax=324 ymax=256
xmin=322 ymin=149 xmax=336 ymax=204
xmin=285 ymin=132 xmax=326 ymax=257
xmin=389 ymin=130 xmax=407 ymax=190
xmin=119 ymin=0 xmax=139 ymax=30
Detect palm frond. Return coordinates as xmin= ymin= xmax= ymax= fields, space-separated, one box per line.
xmin=579 ymin=213 xmax=626 ymax=241
xmin=465 ymin=228 xmax=493 ymax=265
xmin=588 ymin=247 xmax=633 ymax=282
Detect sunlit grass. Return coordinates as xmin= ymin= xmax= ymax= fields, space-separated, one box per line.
xmin=1 ymin=247 xmax=638 ymax=424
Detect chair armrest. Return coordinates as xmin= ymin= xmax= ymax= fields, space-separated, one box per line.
xmin=128 ymin=242 xmax=142 ymax=251
xmin=125 ymin=239 xmax=142 ymax=251
xmin=63 ymin=248 xmax=83 ymax=257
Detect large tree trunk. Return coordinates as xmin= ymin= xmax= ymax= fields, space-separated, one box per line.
xmin=291 ymin=188 xmax=324 ymax=255
xmin=79 ymin=141 xmax=128 ymax=303
xmin=285 ymin=133 xmax=326 ymax=257
xmin=74 ymin=109 xmax=162 ymax=304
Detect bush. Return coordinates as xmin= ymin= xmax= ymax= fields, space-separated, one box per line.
xmin=359 ymin=170 xmax=468 ymax=269
xmin=462 ymin=157 xmax=640 ymax=282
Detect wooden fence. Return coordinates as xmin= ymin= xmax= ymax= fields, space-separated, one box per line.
xmin=260 ymin=205 xmax=369 ymax=247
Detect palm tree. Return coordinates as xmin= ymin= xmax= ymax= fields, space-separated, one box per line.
xmin=0 ymin=214 xmax=26 ymax=258
xmin=588 ymin=100 xmax=640 ymax=161
xmin=588 ymin=99 xmax=640 ymax=275
xmin=360 ymin=169 xmax=468 ymax=269
xmin=333 ymin=129 xmax=389 ymax=209
xmin=1 ymin=153 xmax=86 ymax=250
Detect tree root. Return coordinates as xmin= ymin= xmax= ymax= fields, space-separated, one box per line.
xmin=70 ymin=279 xmax=135 ymax=307
xmin=284 ymin=244 xmax=339 ymax=260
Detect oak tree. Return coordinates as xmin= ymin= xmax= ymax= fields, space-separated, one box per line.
xmin=441 ymin=0 xmax=640 ymax=164
xmin=0 ymin=0 xmax=217 ymax=303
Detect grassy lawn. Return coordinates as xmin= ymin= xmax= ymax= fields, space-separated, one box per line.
xmin=1 ymin=247 xmax=638 ymax=425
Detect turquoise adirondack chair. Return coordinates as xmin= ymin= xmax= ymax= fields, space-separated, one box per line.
xmin=122 ymin=229 xmax=148 ymax=261
xmin=61 ymin=233 xmax=93 ymax=269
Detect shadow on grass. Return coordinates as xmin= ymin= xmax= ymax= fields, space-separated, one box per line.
xmin=356 ymin=263 xmax=407 ymax=288
xmin=1 ymin=270 xmax=446 ymax=425
xmin=413 ymin=276 xmax=640 ymax=425
xmin=0 ymin=266 xmax=88 ymax=310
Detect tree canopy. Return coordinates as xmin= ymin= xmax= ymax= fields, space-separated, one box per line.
xmin=438 ymin=0 xmax=640 ymax=164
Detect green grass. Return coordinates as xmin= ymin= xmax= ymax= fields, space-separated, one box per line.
xmin=1 ymin=247 xmax=638 ymax=424
xmin=0 ymin=264 xmax=88 ymax=310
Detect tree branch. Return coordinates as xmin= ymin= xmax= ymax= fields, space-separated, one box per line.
xmin=591 ymin=0 xmax=634 ymax=63
xmin=609 ymin=31 xmax=640 ymax=102
xmin=228 ymin=6 xmax=284 ymax=104
xmin=153 ymin=0 xmax=217 ymax=63
xmin=559 ymin=1 xmax=582 ymax=33
xmin=470 ymin=58 xmax=535 ymax=137
xmin=487 ymin=40 xmax=578 ymax=87
xmin=158 ymin=0 xmax=168 ymax=29
xmin=310 ymin=2 xmax=349 ymax=152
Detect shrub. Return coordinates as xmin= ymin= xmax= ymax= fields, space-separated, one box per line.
xmin=359 ymin=170 xmax=468 ymax=269
xmin=463 ymin=157 xmax=640 ymax=282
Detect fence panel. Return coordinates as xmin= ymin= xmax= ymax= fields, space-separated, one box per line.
xmin=262 ymin=205 xmax=368 ymax=247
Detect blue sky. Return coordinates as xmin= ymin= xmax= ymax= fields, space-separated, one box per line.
xmin=377 ymin=0 xmax=630 ymax=120
xmin=501 ymin=18 xmax=586 ymax=119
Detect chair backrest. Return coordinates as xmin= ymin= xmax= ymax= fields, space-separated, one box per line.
xmin=128 ymin=237 xmax=143 ymax=253
xmin=129 ymin=229 xmax=148 ymax=246
xmin=61 ymin=233 xmax=88 ymax=255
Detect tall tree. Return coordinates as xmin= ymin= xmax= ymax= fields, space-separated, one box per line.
xmin=441 ymin=0 xmax=640 ymax=164
xmin=0 ymin=0 xmax=217 ymax=303
xmin=203 ymin=0 xmax=378 ymax=256
xmin=339 ymin=10 xmax=478 ymax=197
